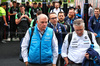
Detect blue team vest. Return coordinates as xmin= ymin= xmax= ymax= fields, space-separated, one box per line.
xmin=28 ymin=27 xmax=53 ymax=64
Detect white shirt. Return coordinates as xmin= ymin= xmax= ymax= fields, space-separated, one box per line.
xmin=21 ymin=28 xmax=58 ymax=64
xmin=61 ymin=30 xmax=100 ymax=63
xmin=50 ymin=8 xmax=64 ymax=16
xmin=88 ymin=7 xmax=93 ymax=16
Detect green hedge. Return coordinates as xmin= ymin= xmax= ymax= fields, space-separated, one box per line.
xmin=1 ymin=0 xmax=7 ymax=3
xmin=1 ymin=0 xmax=74 ymax=3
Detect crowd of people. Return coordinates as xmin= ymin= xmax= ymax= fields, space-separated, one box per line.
xmin=0 ymin=1 xmax=100 ymax=66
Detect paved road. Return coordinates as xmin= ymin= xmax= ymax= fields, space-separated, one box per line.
xmin=0 ymin=41 xmax=25 ymax=66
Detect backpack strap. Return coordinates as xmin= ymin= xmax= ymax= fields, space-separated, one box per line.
xmin=67 ymin=33 xmax=73 ymax=53
xmin=87 ymin=31 xmax=94 ymax=44
xmin=68 ymin=32 xmax=73 ymax=48
xmin=28 ymin=27 xmax=34 ymax=52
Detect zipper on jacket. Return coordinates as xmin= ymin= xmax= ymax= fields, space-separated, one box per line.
xmin=40 ymin=38 xmax=41 ymax=64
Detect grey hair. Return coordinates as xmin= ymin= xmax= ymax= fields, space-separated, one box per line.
xmin=73 ymin=19 xmax=85 ymax=28
xmin=37 ymin=14 xmax=48 ymax=22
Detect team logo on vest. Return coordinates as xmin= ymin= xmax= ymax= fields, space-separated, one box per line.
xmin=46 ymin=33 xmax=49 ymax=36
xmin=73 ymin=38 xmax=76 ymax=40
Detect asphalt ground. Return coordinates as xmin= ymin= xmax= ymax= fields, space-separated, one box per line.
xmin=0 ymin=41 xmax=25 ymax=66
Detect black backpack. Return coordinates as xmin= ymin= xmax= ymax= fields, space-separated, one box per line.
xmin=68 ymin=31 xmax=94 ymax=48
xmin=19 ymin=27 xmax=34 ymax=62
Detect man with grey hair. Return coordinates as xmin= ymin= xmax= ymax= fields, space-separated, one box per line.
xmin=21 ymin=14 xmax=58 ymax=66
xmin=61 ymin=19 xmax=99 ymax=66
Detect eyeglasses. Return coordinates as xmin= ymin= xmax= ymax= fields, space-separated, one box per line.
xmin=50 ymin=17 xmax=57 ymax=20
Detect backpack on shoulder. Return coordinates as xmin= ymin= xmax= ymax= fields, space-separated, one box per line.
xmin=68 ymin=31 xmax=94 ymax=47
xmin=19 ymin=27 xmax=34 ymax=62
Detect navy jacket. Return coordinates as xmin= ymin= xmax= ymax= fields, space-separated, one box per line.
xmin=64 ymin=16 xmax=78 ymax=32
xmin=47 ymin=23 xmax=67 ymax=54
xmin=82 ymin=45 xmax=100 ymax=66
xmin=88 ymin=15 xmax=100 ymax=37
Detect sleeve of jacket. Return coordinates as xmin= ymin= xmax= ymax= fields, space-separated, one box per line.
xmin=21 ymin=29 xmax=30 ymax=62
xmin=52 ymin=31 xmax=58 ymax=64
xmin=61 ymin=24 xmax=67 ymax=40
xmin=88 ymin=17 xmax=95 ymax=33
xmin=61 ymin=34 xmax=69 ymax=58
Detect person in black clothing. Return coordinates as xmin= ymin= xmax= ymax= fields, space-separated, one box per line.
xmin=48 ymin=1 xmax=55 ymax=14
xmin=17 ymin=2 xmax=20 ymax=7
xmin=30 ymin=11 xmax=42 ymax=27
xmin=8 ymin=1 xmax=19 ymax=41
xmin=77 ymin=5 xmax=81 ymax=15
xmin=15 ymin=5 xmax=32 ymax=41
xmin=38 ymin=2 xmax=42 ymax=8
xmin=25 ymin=1 xmax=31 ymax=12
xmin=29 ymin=2 xmax=42 ymax=19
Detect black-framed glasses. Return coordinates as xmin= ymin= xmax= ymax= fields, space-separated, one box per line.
xmin=50 ymin=17 xmax=57 ymax=20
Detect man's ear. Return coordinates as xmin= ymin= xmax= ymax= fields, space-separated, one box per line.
xmin=36 ymin=20 xmax=38 ymax=24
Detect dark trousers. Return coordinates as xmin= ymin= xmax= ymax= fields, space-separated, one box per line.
xmin=56 ymin=54 xmax=64 ymax=66
xmin=3 ymin=25 xmax=9 ymax=39
xmin=0 ymin=24 xmax=4 ymax=42
xmin=28 ymin=63 xmax=52 ymax=66
xmin=10 ymin=20 xmax=17 ymax=39
xmin=17 ymin=28 xmax=27 ymax=41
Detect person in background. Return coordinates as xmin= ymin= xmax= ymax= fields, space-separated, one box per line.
xmin=50 ymin=2 xmax=63 ymax=16
xmin=15 ymin=5 xmax=32 ymax=41
xmin=48 ymin=1 xmax=55 ymax=14
xmin=58 ymin=12 xmax=70 ymax=33
xmin=25 ymin=1 xmax=31 ymax=13
xmin=88 ymin=8 xmax=100 ymax=46
xmin=8 ymin=1 xmax=19 ymax=41
xmin=64 ymin=8 xmax=78 ymax=32
xmin=38 ymin=2 xmax=42 ymax=8
xmin=0 ymin=2 xmax=8 ymax=43
xmin=30 ymin=11 xmax=42 ymax=27
xmin=88 ymin=4 xmax=93 ymax=19
xmin=9 ymin=2 xmax=12 ymax=8
xmin=29 ymin=2 xmax=42 ymax=19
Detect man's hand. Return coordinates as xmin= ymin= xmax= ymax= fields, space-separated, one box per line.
xmin=14 ymin=13 xmax=17 ymax=15
xmin=94 ymin=33 xmax=97 ymax=36
xmin=64 ymin=57 xmax=69 ymax=65
xmin=25 ymin=62 xmax=28 ymax=66
xmin=52 ymin=64 xmax=56 ymax=66
xmin=21 ymin=15 xmax=25 ymax=19
xmin=5 ymin=22 xmax=8 ymax=26
xmin=85 ymin=53 xmax=89 ymax=59
xmin=24 ymin=15 xmax=29 ymax=19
